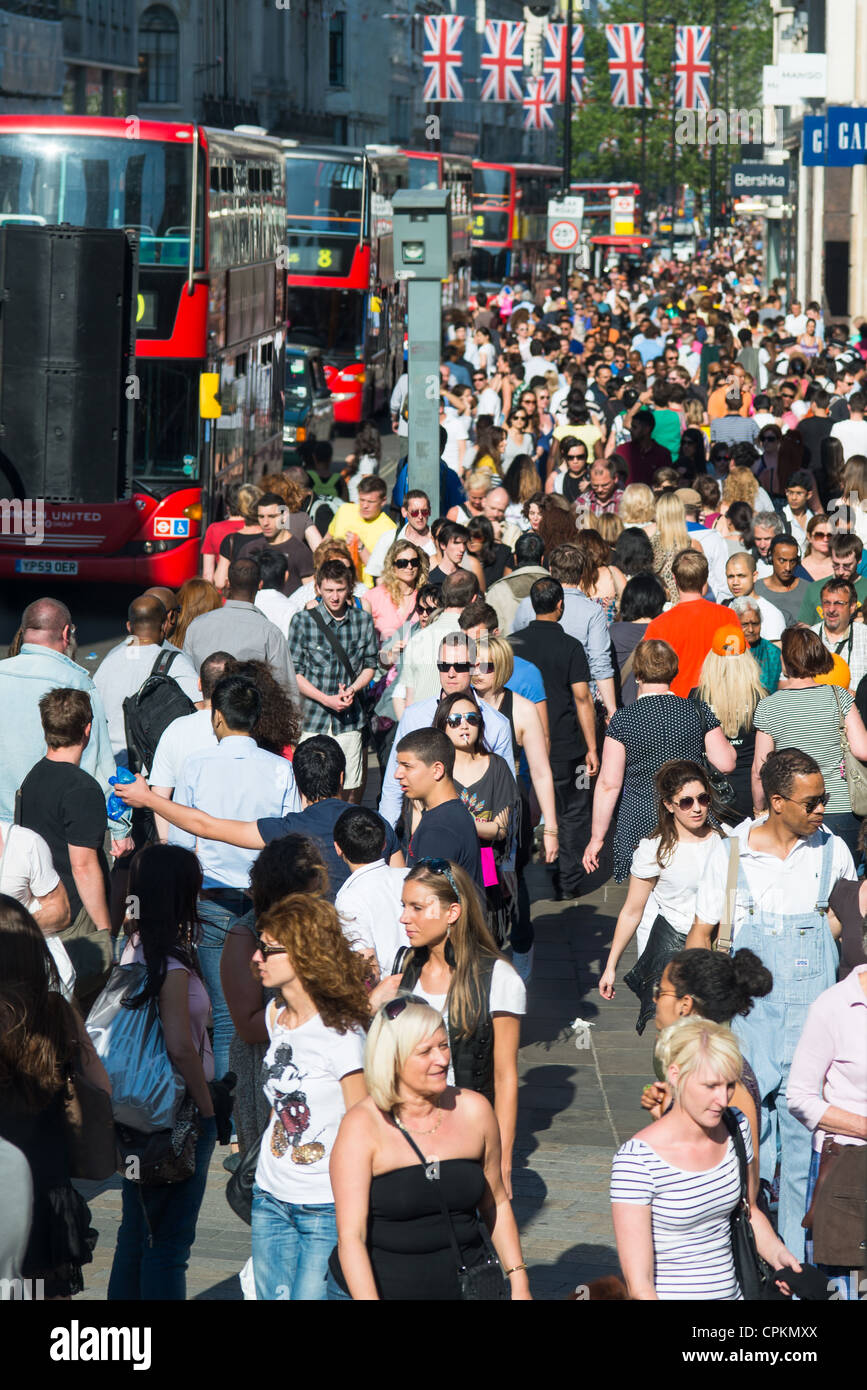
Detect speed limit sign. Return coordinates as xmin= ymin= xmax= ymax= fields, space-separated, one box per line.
xmin=548 ymin=220 xmax=579 ymax=252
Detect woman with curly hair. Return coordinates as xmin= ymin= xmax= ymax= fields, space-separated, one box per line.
xmin=0 ymin=896 xmax=110 ymax=1298
xmin=367 ymin=538 xmax=428 ymax=646
xmin=171 ymin=577 xmax=223 ymax=650
xmin=720 ymin=465 xmax=760 ymax=512
xmin=250 ymin=893 xmax=370 ymax=1300
xmin=224 ymin=658 xmax=302 ymax=755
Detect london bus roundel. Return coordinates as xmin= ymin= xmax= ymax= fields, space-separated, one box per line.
xmin=549 ymin=220 xmax=580 ymax=252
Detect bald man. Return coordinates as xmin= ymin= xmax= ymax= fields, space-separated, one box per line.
xmin=0 ymin=597 xmax=131 ymax=846
xmin=483 ymin=484 xmax=521 ymax=549
xmin=143 ymin=586 xmax=180 ymax=641
xmin=93 ymin=595 xmax=201 ymax=761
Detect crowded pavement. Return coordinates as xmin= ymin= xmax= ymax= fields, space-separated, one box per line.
xmin=1 ymin=222 xmax=865 ymax=1347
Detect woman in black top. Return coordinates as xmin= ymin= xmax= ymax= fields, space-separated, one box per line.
xmin=690 ymin=634 xmax=767 ymax=823
xmin=328 ymin=995 xmax=530 ymax=1300
xmin=0 ymin=897 xmax=110 ymax=1296
xmin=466 ymin=516 xmax=511 ymax=588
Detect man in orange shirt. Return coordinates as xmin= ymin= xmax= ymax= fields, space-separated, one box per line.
xmin=708 ymin=364 xmax=753 ymax=420
xmin=642 ymin=549 xmax=742 ymax=697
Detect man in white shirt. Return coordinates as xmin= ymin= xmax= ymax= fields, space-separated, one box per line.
xmin=679 ymin=489 xmax=732 ymax=601
xmin=514 ymin=318 xmax=532 ymax=363
xmin=722 ymin=552 xmax=785 ymax=641
xmin=784 ymin=300 xmax=807 ymax=337
xmin=366 ymin=490 xmax=436 ymax=581
xmin=810 ymin=578 xmax=867 ymax=690
xmin=171 ymin=673 xmax=300 ymax=1077
xmin=830 ymin=392 xmax=867 ymax=458
xmin=0 ymin=820 xmax=74 ymax=997
xmin=254 ymin=549 xmax=297 ymax=639
xmin=148 ymin=650 xmax=231 ymax=840
xmin=690 ymin=748 xmax=855 ymax=1260
xmin=334 ymin=806 xmax=408 ymax=977
xmin=93 ymin=594 xmax=200 ymax=760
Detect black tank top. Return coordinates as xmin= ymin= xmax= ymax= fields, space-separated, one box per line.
xmin=328 ymin=1158 xmax=487 ymax=1300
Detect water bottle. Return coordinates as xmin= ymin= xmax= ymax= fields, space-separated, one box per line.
xmin=107 ymin=765 xmax=136 ymax=821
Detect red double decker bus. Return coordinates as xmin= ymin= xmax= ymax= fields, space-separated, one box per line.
xmin=402 ymin=148 xmax=473 ymax=307
xmin=0 ymin=116 xmax=285 ymax=586
xmin=472 ymin=161 xmax=562 ymax=291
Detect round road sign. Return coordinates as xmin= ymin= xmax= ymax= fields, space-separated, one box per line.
xmin=549 ymin=220 xmax=579 ymax=251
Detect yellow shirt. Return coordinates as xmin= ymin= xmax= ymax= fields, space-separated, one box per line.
xmin=328 ymin=503 xmax=396 ymax=587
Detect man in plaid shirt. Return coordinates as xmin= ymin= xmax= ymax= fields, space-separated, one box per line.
xmin=288 ymin=559 xmax=377 ymax=802
xmin=573 ymin=459 xmax=624 ymax=518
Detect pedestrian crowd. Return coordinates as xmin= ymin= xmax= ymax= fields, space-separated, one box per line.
xmin=0 ymin=229 xmax=864 ymax=1304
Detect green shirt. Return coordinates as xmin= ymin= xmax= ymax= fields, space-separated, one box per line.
xmin=651 ymin=408 xmax=682 ymax=458
xmin=797 ymin=575 xmax=867 ymax=625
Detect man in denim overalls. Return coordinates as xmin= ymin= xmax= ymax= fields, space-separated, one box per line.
xmin=691 ymin=750 xmax=855 ymax=1259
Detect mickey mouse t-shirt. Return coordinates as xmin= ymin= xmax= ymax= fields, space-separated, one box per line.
xmin=254 ymin=1001 xmax=365 ymax=1204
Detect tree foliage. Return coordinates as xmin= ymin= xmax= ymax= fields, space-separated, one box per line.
xmin=561 ymin=0 xmax=772 ymax=211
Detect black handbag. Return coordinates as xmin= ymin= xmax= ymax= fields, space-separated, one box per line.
xmin=722 ymin=1108 xmax=773 ymax=1300
xmin=394 ymin=1117 xmax=509 ymax=1300
xmin=692 ymin=697 xmax=735 ymax=807
xmin=116 ymin=1096 xmax=199 ymax=1186
xmin=226 ymin=1127 xmax=266 ymax=1226
xmin=623 ymin=915 xmax=687 ymax=1036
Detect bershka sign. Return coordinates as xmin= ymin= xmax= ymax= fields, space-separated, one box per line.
xmin=730 ymin=163 xmax=789 ymax=197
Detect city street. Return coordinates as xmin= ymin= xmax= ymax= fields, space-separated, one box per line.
xmin=74 ymin=867 xmax=642 ymax=1302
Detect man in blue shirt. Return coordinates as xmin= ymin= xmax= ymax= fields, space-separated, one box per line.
xmin=391 ymin=427 xmax=466 ymax=513
xmin=0 ymin=597 xmax=130 ymax=847
xmin=169 ymin=674 xmax=300 ymax=1076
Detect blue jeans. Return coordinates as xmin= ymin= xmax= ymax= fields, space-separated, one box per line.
xmin=326 ymin=1266 xmax=353 ymax=1300
xmin=107 ymin=1116 xmax=218 ymax=1301
xmin=197 ymin=892 xmax=249 ymax=1080
xmin=251 ymin=1183 xmax=335 ymax=1300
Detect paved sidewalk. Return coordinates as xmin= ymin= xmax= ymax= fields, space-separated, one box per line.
xmin=74 ymin=866 xmax=646 ymax=1302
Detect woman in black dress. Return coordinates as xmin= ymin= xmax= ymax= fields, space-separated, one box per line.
xmin=583 ymin=639 xmax=736 ymax=882
xmin=327 ymin=995 xmax=530 ymax=1301
xmin=0 ymin=897 xmax=110 ymax=1297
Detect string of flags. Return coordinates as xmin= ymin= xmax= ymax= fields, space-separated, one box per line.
xmin=422 ymin=17 xmax=711 ymax=129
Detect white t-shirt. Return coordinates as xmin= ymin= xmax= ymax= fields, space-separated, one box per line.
xmin=409 ymin=959 xmax=526 ymax=1086
xmin=830 ymin=418 xmax=867 ymax=459
xmin=148 ymin=707 xmax=217 ymax=789
xmin=255 ymin=587 xmax=298 ymax=640
xmin=93 ymin=640 xmax=200 ymax=756
xmin=335 ymin=860 xmax=409 ymax=976
xmin=476 ymin=386 xmax=503 ymax=422
xmin=0 ymin=821 xmax=75 ymax=999
xmin=631 ymin=833 xmax=723 ymax=939
xmin=255 ymin=1004 xmax=365 ymax=1204
xmin=442 ymin=414 xmax=472 ymax=474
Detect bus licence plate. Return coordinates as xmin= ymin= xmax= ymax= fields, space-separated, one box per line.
xmin=15 ymin=558 xmax=79 ymax=575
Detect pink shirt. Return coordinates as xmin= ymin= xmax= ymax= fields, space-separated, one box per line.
xmin=122 ymin=936 xmax=215 ymax=1082
xmin=366 ymin=585 xmax=418 ymax=642
xmin=787 ymin=964 xmax=867 ymax=1151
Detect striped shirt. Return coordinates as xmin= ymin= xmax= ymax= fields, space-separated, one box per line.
xmin=610 ymin=1109 xmax=752 ymax=1301
xmin=753 ymin=684 xmax=854 ymax=814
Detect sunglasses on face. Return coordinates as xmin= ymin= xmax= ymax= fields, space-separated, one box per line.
xmin=675 ymin=792 xmax=711 ymax=811
xmin=760 ymin=436 xmax=777 ymax=445
xmin=394 ymin=557 xmax=419 ymax=570
xmin=783 ymin=793 xmax=830 ymax=813
xmin=437 ymin=660 xmax=472 ymax=673
xmin=812 ymin=530 xmax=831 ymax=539
xmin=408 ymin=508 xmax=430 ymax=519
xmin=256 ymin=938 xmax=286 ymax=958
xmin=445 ymin=711 xmax=482 ymax=728
xmin=567 ymin=452 xmax=587 ymax=461
xmin=473 ymin=660 xmax=494 ymax=674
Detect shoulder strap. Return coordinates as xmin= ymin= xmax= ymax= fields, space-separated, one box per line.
xmin=619 ymin=646 xmax=636 ymax=685
xmin=392 ymin=1116 xmax=468 ymax=1274
xmin=716 ymin=836 xmax=740 ymax=955
xmin=722 ymin=1107 xmax=749 ymax=1206
xmin=150 ymin=647 xmax=179 ymax=680
xmin=309 ymin=605 xmax=358 ymax=685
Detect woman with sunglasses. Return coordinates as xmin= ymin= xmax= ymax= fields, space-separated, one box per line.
xmin=753 ymin=626 xmax=867 ymax=857
xmin=249 ymin=894 xmax=369 ymax=1300
xmin=369 ymin=859 xmax=525 ymax=1199
xmin=368 ymin=540 xmax=429 ymax=650
xmin=433 ymin=691 xmax=519 ymax=945
xmin=502 ymin=406 xmax=535 ymax=473
xmin=466 ymin=516 xmax=512 ymax=589
xmin=503 ymin=453 xmax=541 ymax=532
xmin=531 ymin=380 xmax=555 ymax=472
xmin=545 ymin=434 xmax=590 ymax=503
xmin=799 ymin=513 xmax=834 ymax=582
xmin=598 ymin=761 xmax=725 ymax=1034
xmin=328 ymin=994 xmax=530 ymax=1300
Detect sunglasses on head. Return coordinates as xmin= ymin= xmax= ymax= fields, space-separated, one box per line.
xmin=383 ymin=993 xmax=430 ymax=1022
xmin=394 ymin=557 xmax=419 ymax=569
xmin=414 ymin=857 xmax=460 ymax=897
xmin=437 ymin=660 xmax=472 ymax=673
xmin=256 ymin=937 xmax=286 ymax=958
xmin=446 ymin=711 xmax=482 ymax=728
xmin=675 ymin=792 xmax=711 ymax=811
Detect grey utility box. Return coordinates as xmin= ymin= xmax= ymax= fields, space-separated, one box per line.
xmin=392 ymin=188 xmax=452 ymax=281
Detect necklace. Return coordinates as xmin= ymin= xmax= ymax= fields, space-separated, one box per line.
xmin=395 ymin=1103 xmax=443 ymax=1137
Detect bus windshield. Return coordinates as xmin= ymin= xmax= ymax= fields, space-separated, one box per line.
xmin=474 ymin=167 xmax=511 ymax=201
xmin=286 ymin=287 xmax=364 ymax=361
xmin=285 ymin=156 xmax=362 ymax=234
xmin=0 ymin=133 xmax=203 ymax=267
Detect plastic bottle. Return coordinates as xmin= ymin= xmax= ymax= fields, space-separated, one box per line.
xmin=107 ymin=765 xmax=136 ymax=821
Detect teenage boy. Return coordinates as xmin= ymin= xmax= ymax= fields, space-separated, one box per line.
xmin=393 ymin=727 xmax=485 ymax=890
xmin=333 ymin=806 xmax=408 ymax=978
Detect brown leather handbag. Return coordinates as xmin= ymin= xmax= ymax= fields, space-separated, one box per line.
xmin=803 ymin=1136 xmax=867 ymax=1268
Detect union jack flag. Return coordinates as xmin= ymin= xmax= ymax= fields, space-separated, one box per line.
xmin=480 ymin=19 xmax=525 ymax=102
xmin=522 ymin=77 xmax=554 ymax=131
xmin=542 ymin=23 xmax=585 ymax=104
xmin=422 ymin=14 xmax=465 ymax=103
xmin=606 ymin=22 xmax=649 ymax=108
xmin=674 ymin=25 xmax=711 ymax=110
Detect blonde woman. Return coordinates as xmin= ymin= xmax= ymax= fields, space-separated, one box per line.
xmin=832 ymin=455 xmax=867 ymax=548
xmin=718 ymin=467 xmax=759 ymax=515
xmin=651 ymin=492 xmax=702 ymax=604
xmin=595 ymin=513 xmax=624 ymax=549
xmin=692 ymin=629 xmax=766 ymax=821
xmin=619 ymin=483 xmax=657 ymax=536
xmin=611 ymin=1018 xmax=801 ymax=1300
xmin=214 ymin=482 xmax=263 ymax=589
xmin=685 ymin=396 xmax=710 ymax=441
xmin=328 ymin=996 xmax=530 ymax=1301
xmin=367 ymin=539 xmax=429 ymax=647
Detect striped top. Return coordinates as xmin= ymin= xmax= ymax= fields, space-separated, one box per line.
xmin=610 ymin=1109 xmax=752 ymax=1301
xmin=753 ymin=685 xmax=853 ymax=813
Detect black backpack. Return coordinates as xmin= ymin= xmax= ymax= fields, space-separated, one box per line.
xmin=123 ymin=649 xmax=196 ymax=774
